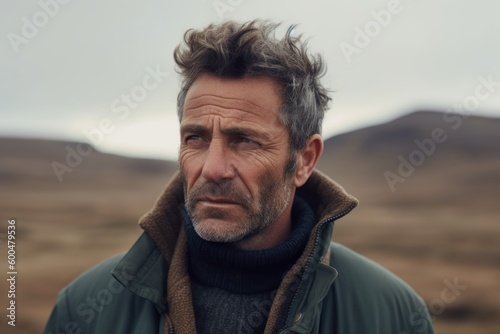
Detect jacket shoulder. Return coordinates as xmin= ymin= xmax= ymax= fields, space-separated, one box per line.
xmin=43 ymin=254 xmax=160 ymax=334
xmin=329 ymin=242 xmax=416 ymax=296
xmin=67 ymin=254 xmax=125 ymax=291
xmin=324 ymin=242 xmax=434 ymax=334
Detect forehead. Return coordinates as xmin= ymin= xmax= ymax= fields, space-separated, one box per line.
xmin=183 ymin=74 xmax=283 ymax=123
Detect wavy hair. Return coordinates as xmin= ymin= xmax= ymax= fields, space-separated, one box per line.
xmin=174 ymin=20 xmax=331 ymax=171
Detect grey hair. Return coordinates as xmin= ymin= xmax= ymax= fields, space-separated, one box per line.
xmin=174 ymin=20 xmax=331 ymax=170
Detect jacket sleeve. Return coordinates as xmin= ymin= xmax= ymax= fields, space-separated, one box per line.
xmin=408 ymin=303 xmax=435 ymax=334
xmin=42 ymin=252 xmax=163 ymax=334
xmin=43 ymin=287 xmax=83 ymax=334
xmin=327 ymin=242 xmax=436 ymax=334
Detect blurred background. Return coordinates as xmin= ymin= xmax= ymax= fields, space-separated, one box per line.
xmin=1 ymin=0 xmax=499 ymax=333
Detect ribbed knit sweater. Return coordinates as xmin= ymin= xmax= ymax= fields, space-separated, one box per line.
xmin=183 ymin=196 xmax=316 ymax=334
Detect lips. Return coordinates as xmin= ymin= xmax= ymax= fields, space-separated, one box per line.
xmin=198 ymin=197 xmax=239 ymax=205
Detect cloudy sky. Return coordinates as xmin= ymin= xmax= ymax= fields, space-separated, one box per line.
xmin=1 ymin=0 xmax=499 ymax=160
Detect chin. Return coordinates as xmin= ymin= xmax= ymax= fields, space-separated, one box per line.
xmin=193 ymin=218 xmax=248 ymax=243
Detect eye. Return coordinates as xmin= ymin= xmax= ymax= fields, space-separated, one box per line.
xmin=235 ymin=137 xmax=260 ymax=149
xmin=183 ymin=135 xmax=206 ymax=148
xmin=237 ymin=137 xmax=254 ymax=144
xmin=185 ymin=135 xmax=202 ymax=142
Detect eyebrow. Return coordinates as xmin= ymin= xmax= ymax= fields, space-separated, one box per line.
xmin=180 ymin=124 xmax=210 ymax=138
xmin=180 ymin=124 xmax=271 ymax=142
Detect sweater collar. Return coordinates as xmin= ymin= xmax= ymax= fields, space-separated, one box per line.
xmin=183 ymin=195 xmax=316 ymax=294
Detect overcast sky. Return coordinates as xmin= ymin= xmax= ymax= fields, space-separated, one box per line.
xmin=1 ymin=0 xmax=499 ymax=160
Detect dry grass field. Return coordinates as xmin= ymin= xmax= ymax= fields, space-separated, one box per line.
xmin=0 ymin=111 xmax=499 ymax=333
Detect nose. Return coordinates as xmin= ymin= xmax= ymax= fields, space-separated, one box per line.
xmin=201 ymin=139 xmax=235 ymax=182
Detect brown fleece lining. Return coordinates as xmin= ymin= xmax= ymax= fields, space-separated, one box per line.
xmin=166 ymin=227 xmax=197 ymax=333
xmin=139 ymin=173 xmax=185 ymax=262
xmin=139 ymin=170 xmax=358 ymax=334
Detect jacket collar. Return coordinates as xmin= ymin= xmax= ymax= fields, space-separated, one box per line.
xmin=112 ymin=169 xmax=358 ymax=330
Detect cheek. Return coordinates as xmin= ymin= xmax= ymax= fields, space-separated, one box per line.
xmin=179 ymin=150 xmax=203 ymax=186
xmin=237 ymin=151 xmax=289 ymax=190
xmin=238 ymin=165 xmax=268 ymax=196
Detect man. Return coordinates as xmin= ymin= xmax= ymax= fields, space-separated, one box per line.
xmin=44 ymin=21 xmax=435 ymax=334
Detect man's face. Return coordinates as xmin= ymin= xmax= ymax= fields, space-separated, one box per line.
xmin=179 ymin=74 xmax=295 ymax=245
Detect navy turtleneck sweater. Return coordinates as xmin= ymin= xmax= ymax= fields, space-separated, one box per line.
xmin=182 ymin=195 xmax=316 ymax=334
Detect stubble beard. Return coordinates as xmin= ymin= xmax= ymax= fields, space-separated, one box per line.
xmin=182 ymin=171 xmax=294 ymax=244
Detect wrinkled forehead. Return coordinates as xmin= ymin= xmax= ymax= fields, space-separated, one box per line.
xmin=183 ymin=74 xmax=283 ymax=118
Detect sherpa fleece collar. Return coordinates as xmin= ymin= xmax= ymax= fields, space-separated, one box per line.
xmin=138 ymin=169 xmax=358 ymax=334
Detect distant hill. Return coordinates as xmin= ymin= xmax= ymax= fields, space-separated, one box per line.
xmin=317 ymin=111 xmax=500 ymax=202
xmin=322 ymin=110 xmax=500 ymax=159
xmin=0 ymin=137 xmax=177 ymax=184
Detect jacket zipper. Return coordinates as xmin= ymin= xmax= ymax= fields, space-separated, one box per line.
xmin=278 ymin=203 xmax=357 ymax=333
xmin=165 ymin=313 xmax=175 ymax=334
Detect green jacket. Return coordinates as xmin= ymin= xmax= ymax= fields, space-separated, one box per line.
xmin=44 ymin=171 xmax=435 ymax=334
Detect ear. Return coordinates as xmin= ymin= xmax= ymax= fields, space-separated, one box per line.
xmin=293 ymin=134 xmax=323 ymax=187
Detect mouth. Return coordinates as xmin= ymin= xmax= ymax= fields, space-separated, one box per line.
xmin=197 ymin=197 xmax=240 ymax=205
